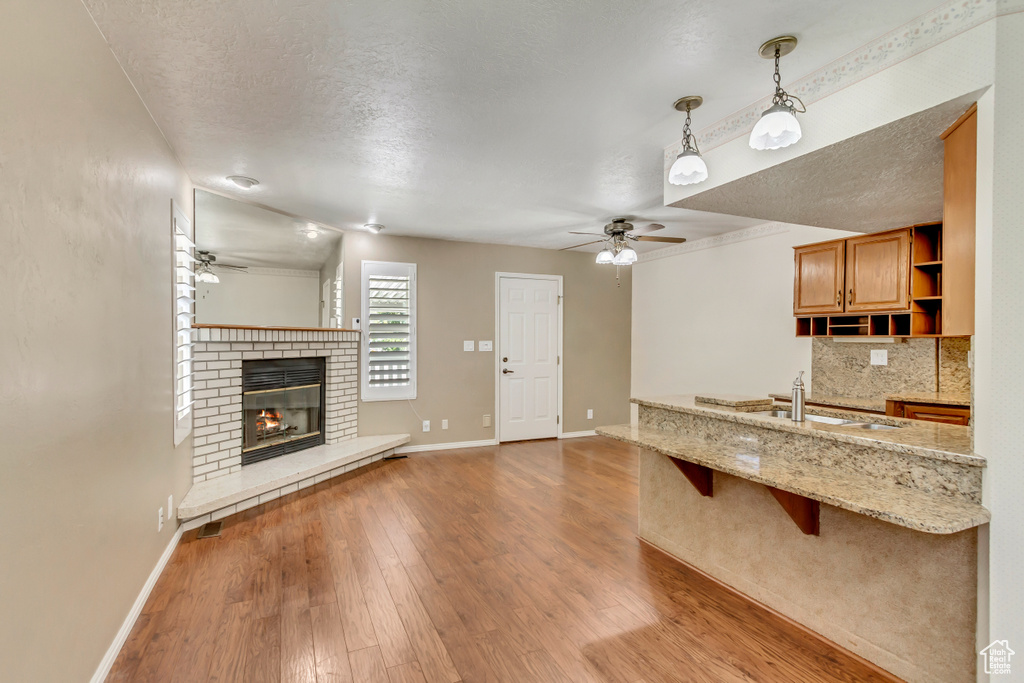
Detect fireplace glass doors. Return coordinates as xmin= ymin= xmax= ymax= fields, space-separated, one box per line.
xmin=241 ymin=358 xmax=325 ymax=465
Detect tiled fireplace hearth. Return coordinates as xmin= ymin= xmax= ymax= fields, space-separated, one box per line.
xmin=191 ymin=326 xmax=359 ymax=483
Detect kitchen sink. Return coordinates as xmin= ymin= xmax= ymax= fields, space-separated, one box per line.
xmin=752 ymin=409 xmax=900 ymax=430
xmin=753 ymin=410 xmax=858 ymax=425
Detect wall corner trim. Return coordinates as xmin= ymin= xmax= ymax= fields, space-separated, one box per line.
xmin=638 ymin=223 xmax=791 ymax=264
xmin=90 ymin=525 xmax=184 ymax=683
xmin=559 ymin=430 xmax=598 ymax=438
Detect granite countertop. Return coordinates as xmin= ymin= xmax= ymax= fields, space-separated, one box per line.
xmin=887 ymin=391 xmax=972 ymax=406
xmin=634 ymin=395 xmax=982 ymax=467
xmin=769 ymin=393 xmax=887 ymax=413
xmin=598 ymin=423 xmax=990 ymax=534
xmin=770 ymin=391 xmax=972 ymax=411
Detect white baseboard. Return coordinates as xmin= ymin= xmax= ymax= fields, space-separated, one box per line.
xmin=394 ymin=439 xmax=499 ymax=454
xmin=560 ymin=430 xmax=598 ymax=439
xmin=91 ymin=525 xmax=184 ymax=683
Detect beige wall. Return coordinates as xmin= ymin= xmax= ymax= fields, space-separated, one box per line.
xmin=0 ymin=1 xmax=194 ymax=680
xmin=639 ymin=449 xmax=977 ymax=683
xmin=342 ymin=232 xmax=631 ymax=444
xmin=631 ymin=224 xmax=853 ymax=403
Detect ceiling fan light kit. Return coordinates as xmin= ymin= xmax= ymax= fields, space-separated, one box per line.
xmin=749 ymin=35 xmax=804 ymax=151
xmin=595 ymin=248 xmax=615 ymax=264
xmin=612 ymin=247 xmax=638 ymax=266
xmin=669 ymin=95 xmax=708 ymax=186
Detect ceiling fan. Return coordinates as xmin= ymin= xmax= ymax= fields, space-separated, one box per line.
xmin=561 ymin=218 xmax=687 ymax=265
xmin=196 ymin=250 xmax=247 ymax=284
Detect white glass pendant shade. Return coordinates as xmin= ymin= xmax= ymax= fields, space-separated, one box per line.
xmin=197 ymin=269 xmax=219 ymax=284
xmin=668 ymin=149 xmax=708 ymax=186
xmin=612 ymin=247 xmax=638 ymax=266
xmin=749 ymin=104 xmax=802 ymax=150
xmin=596 ymin=248 xmax=615 ymax=264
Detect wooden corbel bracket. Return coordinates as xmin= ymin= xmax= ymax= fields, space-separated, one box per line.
xmin=669 ymin=458 xmax=714 ymax=497
xmin=766 ymin=486 xmax=820 ymax=535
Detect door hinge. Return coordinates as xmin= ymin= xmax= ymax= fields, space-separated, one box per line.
xmin=557 ymin=355 xmax=560 ymax=365
xmin=557 ymin=415 xmax=560 ymax=424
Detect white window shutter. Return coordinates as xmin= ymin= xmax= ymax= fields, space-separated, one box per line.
xmin=172 ymin=201 xmax=195 ymax=445
xmin=361 ymin=261 xmax=416 ymax=401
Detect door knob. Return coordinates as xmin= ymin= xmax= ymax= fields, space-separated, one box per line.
xmin=502 ymin=369 xmax=514 ymax=374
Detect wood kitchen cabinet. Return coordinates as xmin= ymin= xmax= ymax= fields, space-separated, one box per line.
xmin=793 ymin=239 xmax=846 ymax=315
xmin=941 ymin=104 xmax=977 ymax=336
xmin=844 ymin=229 xmax=911 ymax=312
xmin=887 ymin=400 xmax=971 ymax=426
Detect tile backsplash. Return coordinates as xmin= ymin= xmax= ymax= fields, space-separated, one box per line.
xmin=811 ymin=338 xmax=970 ymax=399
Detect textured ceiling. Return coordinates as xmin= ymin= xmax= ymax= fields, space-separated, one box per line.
xmin=84 ymin=0 xmax=945 ymax=250
xmin=195 ymin=190 xmax=341 ymax=269
xmin=672 ymin=93 xmax=983 ymax=233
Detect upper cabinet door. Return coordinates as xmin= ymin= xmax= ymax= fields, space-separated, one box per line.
xmin=844 ymin=229 xmax=911 ymax=312
xmin=794 ymin=240 xmax=846 ymax=315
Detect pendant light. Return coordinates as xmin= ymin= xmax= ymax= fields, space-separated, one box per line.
xmin=749 ymin=36 xmax=805 ymax=151
xmin=668 ymin=96 xmax=708 ymax=186
xmin=595 ymin=248 xmax=615 ymax=264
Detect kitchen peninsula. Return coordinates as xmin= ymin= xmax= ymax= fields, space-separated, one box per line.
xmin=599 ymin=394 xmax=987 ymax=683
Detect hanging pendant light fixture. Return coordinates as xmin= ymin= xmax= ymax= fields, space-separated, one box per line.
xmin=668 ymin=96 xmax=708 ymax=186
xmin=749 ymin=36 xmax=805 ymax=151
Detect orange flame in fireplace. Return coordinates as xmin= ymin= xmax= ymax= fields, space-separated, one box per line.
xmin=256 ymin=409 xmax=282 ymax=433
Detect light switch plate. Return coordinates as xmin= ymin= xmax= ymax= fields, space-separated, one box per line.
xmin=587 ymin=409 xmax=593 ymax=420
xmin=870 ymin=349 xmax=888 ymax=366
xmin=463 ymin=340 xmax=474 ymax=352
xmin=351 ymin=317 xmax=360 ymax=329
xmin=479 ymin=340 xmax=493 ymax=352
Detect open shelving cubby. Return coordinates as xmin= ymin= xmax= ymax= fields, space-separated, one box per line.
xmin=910 ymin=222 xmax=943 ymax=336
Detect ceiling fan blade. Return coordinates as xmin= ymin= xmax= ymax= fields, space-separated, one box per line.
xmin=214 ymin=264 xmax=249 ymax=271
xmin=568 ymin=231 xmax=607 ymax=236
xmin=629 ymin=223 xmax=666 ymax=236
xmin=630 ymin=235 xmax=687 ymax=243
xmin=559 ymin=240 xmax=604 ymax=251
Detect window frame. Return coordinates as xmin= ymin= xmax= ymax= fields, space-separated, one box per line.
xmin=360 ymin=260 xmax=417 ymax=402
xmin=172 ymin=200 xmax=195 ymax=446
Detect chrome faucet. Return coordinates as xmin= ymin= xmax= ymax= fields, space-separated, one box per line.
xmin=791 ymin=371 xmax=806 ymax=422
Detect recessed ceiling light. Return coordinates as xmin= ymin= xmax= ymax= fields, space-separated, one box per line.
xmin=227 ymin=175 xmax=259 ymax=189
xmin=305 ymin=229 xmax=319 ymax=239
xmin=364 ymin=223 xmax=385 ymax=234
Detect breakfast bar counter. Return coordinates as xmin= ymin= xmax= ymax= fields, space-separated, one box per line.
xmin=600 ymin=394 xmax=987 ymax=683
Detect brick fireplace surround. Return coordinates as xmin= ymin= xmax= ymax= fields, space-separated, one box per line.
xmin=190 ymin=326 xmax=360 ymax=483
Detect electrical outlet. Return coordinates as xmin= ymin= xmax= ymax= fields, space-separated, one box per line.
xmin=422 ymin=420 xmax=430 ymax=432
xmin=587 ymin=409 xmax=593 ymax=420
xmin=870 ymin=349 xmax=888 ymax=366
xmin=479 ymin=340 xmax=493 ymax=352
xmin=442 ymin=419 xmax=448 ymax=430
xmin=158 ymin=507 xmax=164 ymax=532
xmin=483 ymin=414 xmax=491 ymax=428
xmin=168 ymin=495 xmax=174 ymax=523
xmin=463 ymin=340 xmax=474 ymax=352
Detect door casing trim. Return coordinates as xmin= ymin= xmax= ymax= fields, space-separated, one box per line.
xmin=494 ymin=272 xmax=564 ymax=443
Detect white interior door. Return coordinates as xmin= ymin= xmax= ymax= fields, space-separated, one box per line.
xmin=498 ymin=275 xmax=560 ymax=442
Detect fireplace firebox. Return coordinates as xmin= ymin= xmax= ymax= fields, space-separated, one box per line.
xmin=241 ymin=358 xmax=326 ymax=465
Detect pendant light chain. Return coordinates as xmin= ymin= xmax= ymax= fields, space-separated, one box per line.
xmin=680 ymin=103 xmax=702 ymax=155
xmin=770 ymin=45 xmax=806 ymax=113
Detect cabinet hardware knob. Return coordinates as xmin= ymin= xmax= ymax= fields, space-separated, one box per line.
xmin=836 ymin=291 xmax=841 ymax=305
xmin=848 ymin=288 xmax=853 ymax=305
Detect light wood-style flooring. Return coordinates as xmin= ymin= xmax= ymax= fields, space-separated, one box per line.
xmin=108 ymin=436 xmax=896 ymax=682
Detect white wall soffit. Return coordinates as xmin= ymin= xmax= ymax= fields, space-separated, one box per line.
xmin=663 ymin=0 xmax=1008 ymax=207
xmin=637 ymin=222 xmax=790 ymax=263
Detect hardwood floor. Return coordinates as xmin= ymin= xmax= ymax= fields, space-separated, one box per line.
xmin=108 ymin=437 xmax=896 ymax=682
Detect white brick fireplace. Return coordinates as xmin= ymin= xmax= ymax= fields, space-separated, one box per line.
xmin=190 ymin=326 xmax=360 ymax=483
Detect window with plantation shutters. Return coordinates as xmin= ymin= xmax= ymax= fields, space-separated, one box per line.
xmin=172 ymin=201 xmax=195 ymax=446
xmin=361 ymin=261 xmax=417 ymax=401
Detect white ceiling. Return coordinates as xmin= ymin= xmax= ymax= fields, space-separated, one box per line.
xmin=195 ymin=190 xmax=342 ymax=270
xmin=84 ymin=0 xmax=946 ymax=251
